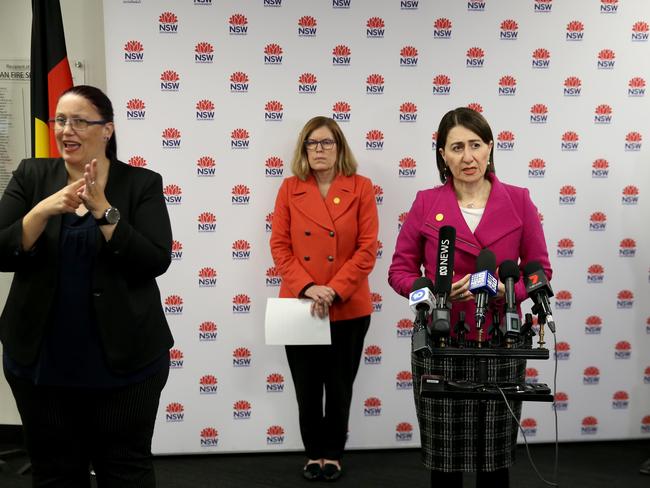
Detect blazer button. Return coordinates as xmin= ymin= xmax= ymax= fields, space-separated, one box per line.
xmin=93 ymin=291 xmax=103 ymax=297
xmin=329 ymin=231 xmax=335 ymax=237
xmin=327 ymin=255 xmax=334 ymax=262
xmin=304 ymin=256 xmax=310 ymax=261
xmin=305 ymin=230 xmax=311 ymax=236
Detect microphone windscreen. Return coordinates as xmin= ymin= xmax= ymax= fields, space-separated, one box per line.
xmin=435 ymin=225 xmax=456 ymax=294
xmin=476 ymin=249 xmax=496 ymax=274
xmin=498 ymin=260 xmax=520 ymax=282
xmin=411 ymin=276 xmax=434 ymax=292
xmin=523 ymin=260 xmax=542 ymax=277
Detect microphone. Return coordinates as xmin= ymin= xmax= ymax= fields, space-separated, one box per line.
xmin=498 ymin=260 xmax=521 ymax=340
xmin=468 ymin=249 xmax=498 ymax=331
xmin=523 ymin=261 xmax=556 ymax=333
xmin=408 ymin=277 xmax=435 ymax=355
xmin=431 ymin=226 xmax=456 ymax=337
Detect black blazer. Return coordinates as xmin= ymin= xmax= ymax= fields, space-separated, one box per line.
xmin=0 ymin=158 xmax=174 ymax=374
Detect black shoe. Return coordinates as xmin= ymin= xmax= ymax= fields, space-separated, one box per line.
xmin=303 ymin=462 xmax=322 ymax=481
xmin=321 ymin=462 xmax=342 ymax=481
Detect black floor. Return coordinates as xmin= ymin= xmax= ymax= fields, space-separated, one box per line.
xmin=1 ymin=440 xmax=648 ymax=487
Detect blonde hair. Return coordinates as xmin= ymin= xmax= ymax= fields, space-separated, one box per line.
xmin=290 ymin=116 xmax=358 ymax=180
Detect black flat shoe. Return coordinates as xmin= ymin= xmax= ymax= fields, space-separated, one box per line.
xmin=321 ymin=462 xmax=342 ymax=481
xmin=303 ymin=462 xmax=322 ymax=481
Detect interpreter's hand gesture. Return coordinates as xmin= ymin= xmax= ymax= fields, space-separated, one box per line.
xmin=34 ymin=178 xmax=85 ymax=218
xmin=78 ymin=159 xmax=109 ymax=217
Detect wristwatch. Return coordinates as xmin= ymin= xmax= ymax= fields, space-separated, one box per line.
xmin=95 ymin=207 xmax=121 ymax=226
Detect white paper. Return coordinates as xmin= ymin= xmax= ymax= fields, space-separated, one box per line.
xmin=264 ymin=298 xmax=331 ymax=345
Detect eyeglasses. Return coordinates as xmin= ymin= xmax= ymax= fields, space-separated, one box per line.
xmin=304 ymin=139 xmax=336 ymax=151
xmin=48 ymin=117 xmax=107 ymax=131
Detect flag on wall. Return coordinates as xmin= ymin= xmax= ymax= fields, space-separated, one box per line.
xmin=30 ymin=0 xmax=73 ymax=158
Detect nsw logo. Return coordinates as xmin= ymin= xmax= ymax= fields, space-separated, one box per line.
xmin=619 ymin=238 xmax=637 ymax=258
xmin=169 ymin=348 xmax=184 ymax=369
xmin=564 ymin=76 xmax=582 ymax=96
xmin=371 ymin=292 xmax=383 ymax=312
xmin=498 ymin=75 xmax=516 ymax=96
xmin=528 ymin=158 xmax=546 ymax=178
xmin=565 ymin=20 xmax=584 ymax=41
xmin=298 ymin=15 xmax=317 ymax=37
xmin=525 ymin=367 xmax=539 ymax=384
xmin=162 ymin=128 xmax=181 ymax=148
xmin=592 ymin=158 xmax=609 ymax=178
xmin=233 ymin=294 xmax=251 ymax=314
xmin=232 ymin=239 xmax=251 ymax=260
xmin=589 ymin=211 xmax=607 ymax=231
xmin=431 ymin=131 xmax=438 ymax=151
xmin=231 ymin=185 xmax=251 ymax=204
xmin=556 ymin=238 xmax=574 ymax=258
xmin=266 ymin=425 xmax=285 ymax=445
xmin=396 ymin=370 xmax=413 ymax=390
xmin=159 ymin=11 xmax=178 ymax=33
xmin=597 ymin=49 xmax=615 ymax=69
xmin=398 ymin=212 xmax=409 ymax=232
xmin=266 ymin=373 xmax=285 ymax=392
xmin=532 ymin=48 xmax=551 ymax=68
xmin=265 ymin=212 xmax=274 ymax=233
xmin=466 ymin=47 xmax=485 ymax=68
xmin=124 ymin=40 xmax=144 ymax=62
xmin=432 ymin=74 xmax=451 ymax=95
xmin=632 ymin=21 xmax=649 ymax=41
xmin=530 ymin=104 xmax=548 ymax=123
xmin=399 ymin=102 xmax=417 ymax=122
xmin=229 ymin=13 xmax=248 ymax=35
xmin=376 ymin=240 xmax=383 ymax=259
xmin=165 ymin=402 xmax=184 ymax=422
xmin=197 ymin=212 xmax=217 ymax=232
xmin=363 ymin=397 xmax=382 ymax=416
xmin=587 ymin=264 xmax=604 ymax=283
xmin=621 ymin=186 xmax=639 ymax=205
xmin=553 ymin=392 xmax=568 ymax=411
xmin=583 ymin=366 xmax=600 ymax=385
xmin=534 ymin=0 xmax=553 ymax=13
xmin=401 ymin=0 xmax=418 ymax=9
xmin=395 ymin=422 xmax=413 ymax=441
xmin=400 ymin=45 xmax=418 ymax=66
xmin=332 ymin=44 xmax=351 ymax=66
xmin=581 ymin=417 xmax=598 ymax=435
xmin=126 ymin=98 xmax=145 ymax=119
xmin=198 ymin=321 xmax=218 ymax=342
xmin=467 ymin=0 xmax=486 ymax=11
xmin=558 ymin=185 xmax=576 ymax=205
xmin=332 ymin=101 xmax=351 ymax=121
xmin=265 ymin=156 xmax=284 ymax=177
xmin=231 ymin=128 xmax=250 ymax=149
xmin=645 ymin=367 xmax=650 ymax=384
xmin=496 ymin=131 xmax=515 ymax=151
xmin=366 ymin=130 xmax=384 ymax=150
xmin=164 ymin=294 xmax=183 ymax=315
xmin=374 ymin=185 xmax=384 ymax=205
xmin=467 ymin=103 xmax=483 ymax=114
xmin=160 ymin=70 xmax=180 ymax=91
xmin=561 ymin=131 xmax=579 ymax=151
xmin=364 ymin=345 xmax=382 ymax=365
xmin=196 ymin=156 xmax=216 ymax=177
xmin=398 ymin=157 xmax=417 ymax=177
xmin=628 ymin=77 xmax=646 ymax=97
xmin=433 ymin=18 xmax=452 ymax=39
xmin=199 ymin=375 xmax=218 ymax=394
xmin=500 ymin=19 xmax=518 ymax=40
xmin=164 ymin=184 xmax=182 ymax=205
xmin=264 ymin=0 xmax=282 ymax=6
xmin=366 ymin=17 xmax=385 ymax=38
xmin=298 ymin=72 xmax=318 ymax=93
xmin=230 ymin=71 xmax=249 ymax=92
xmin=196 ymin=99 xmax=215 ymax=120
xmin=617 ymin=290 xmax=634 ymax=309
xmin=600 ymin=0 xmax=618 ymax=14
xmin=555 ymin=290 xmax=572 ymax=310
xmin=612 ymin=391 xmax=629 ymax=409
xmin=264 ymin=100 xmax=283 ymax=121
xmin=396 ymin=318 xmax=413 ymax=338
xmin=264 ymin=43 xmax=283 ymax=64
xmin=625 ymin=132 xmax=642 ymax=151
xmin=233 ymin=400 xmax=252 ymax=420
xmin=195 ymin=42 xmax=214 ymax=63
xmin=171 ymin=240 xmax=183 ymax=261
xmin=198 ymin=267 xmax=217 ymax=287
xmin=554 ymin=342 xmax=570 ymax=360
xmin=521 ymin=418 xmax=537 ymax=437
xmin=594 ymin=104 xmax=612 ymax=124
xmin=232 ymin=347 xmax=252 ymax=367
xmin=200 ymin=428 xmax=219 ymax=448
xmin=366 ymin=73 xmax=384 ymax=94
xmin=128 ymin=156 xmax=147 ymax=168
xmin=584 ymin=316 xmax=602 ymax=335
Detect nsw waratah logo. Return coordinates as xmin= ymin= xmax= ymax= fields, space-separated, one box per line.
xmin=534 ymin=0 xmax=553 ymax=12
xmin=363 ymin=397 xmax=382 ymax=416
xmin=198 ymin=267 xmax=217 ymax=287
xmin=396 ymin=370 xmax=413 ymax=390
xmin=629 ymin=77 xmax=646 ymax=97
xmin=597 ymin=49 xmax=615 ymax=69
xmin=229 ymin=13 xmax=248 ymax=35
xmin=366 ymin=73 xmax=384 ymax=94
xmin=467 ymin=103 xmax=483 ymax=114
xmin=466 ymin=47 xmax=485 ymax=68
xmin=332 ymin=45 xmax=351 ymax=66
xmin=433 ymin=18 xmax=452 ymax=39
xmin=396 ymin=318 xmax=413 ymax=338
xmin=616 ymin=290 xmax=634 ymax=309
xmin=231 ymin=129 xmax=250 ymax=149
xmin=231 ymin=185 xmax=251 ymax=204
xmin=500 ymin=19 xmax=518 ymax=40
xmin=528 ymin=158 xmax=546 ymax=178
xmin=196 ymin=99 xmax=215 ymax=120
xmin=195 ymin=42 xmax=214 ymax=63
xmin=581 ymin=416 xmax=598 ymax=435
xmin=398 ymin=212 xmax=408 ymax=232
xmin=165 ymin=402 xmax=184 ymax=422
xmin=264 ymin=100 xmax=283 ymax=121
xmin=561 ymin=131 xmax=579 ymax=151
xmin=600 ymin=0 xmax=618 ymax=14
xmin=366 ymin=17 xmax=385 ymax=38
xmin=532 ymin=48 xmax=551 ymax=68
xmin=232 ymin=400 xmax=252 ymax=420
xmin=556 ymin=238 xmax=574 ymax=258
xmin=554 ymin=342 xmax=570 ymax=360
xmin=162 ymin=128 xmax=181 ymax=148
xmin=266 ymin=425 xmax=285 ymax=445
xmin=298 ymin=15 xmax=317 ymax=36
xmin=592 ymin=158 xmax=609 ymax=178
xmin=160 ymin=70 xmax=180 ymax=91
xmin=371 ymin=292 xmax=383 ymax=312
xmin=124 ymin=40 xmax=144 ymax=62
xmin=198 ymin=321 xmax=218 ymax=342
xmin=622 ymin=186 xmax=639 ymax=205
xmin=553 ymin=392 xmax=568 ymax=411
xmin=432 ymin=74 xmax=451 ymax=95
xmin=232 ymin=239 xmax=251 ymax=259
xmin=619 ymin=238 xmax=637 ymax=258
xmin=496 ymin=131 xmax=515 ymax=151
xmin=233 ymin=294 xmax=251 ymax=314
xmin=555 ymin=290 xmax=572 ymax=310
xmin=194 ymin=0 xmax=212 ymax=5
xmin=333 ymin=0 xmax=351 ymax=8
xmin=233 ymin=347 xmax=251 ymax=367
xmin=374 ymin=185 xmax=384 ymax=205
xmin=400 ymin=46 xmax=418 ymax=66
xmin=263 ymin=156 xmax=283 ymax=177
xmin=171 ymin=240 xmax=183 ymax=261
xmin=431 ymin=131 xmax=438 ymax=151
xmin=197 ymin=212 xmax=217 ymax=232
xmin=497 ymin=75 xmax=516 ymax=96
xmin=364 ymin=345 xmax=382 ymax=365
xmin=398 ymin=157 xmax=417 ymax=177
xmin=164 ymin=184 xmax=182 ymax=205
xmin=164 ymin=294 xmax=183 ymax=315
xmin=399 ymin=103 xmax=417 ymax=122
xmin=169 ymin=348 xmax=184 ymax=368
xmin=467 ymin=0 xmax=486 ymax=11
xmin=376 ymin=240 xmax=383 ymax=259
xmin=366 ymin=130 xmax=384 ymax=150
xmin=566 ymin=20 xmax=584 ymax=41
xmin=587 ymin=264 xmax=604 ymax=283
xmin=589 ymin=211 xmax=607 ymax=231
xmin=159 ymin=11 xmax=178 ymax=33
xmin=585 ymin=315 xmax=603 ymax=335
xmin=525 ymin=367 xmax=539 ymax=384
xmin=645 ymin=366 xmax=650 ymax=383
xmin=395 ymin=422 xmax=413 ymax=441
xmin=612 ymin=391 xmax=629 ymax=409
xmin=332 ymin=101 xmax=351 ymax=121
xmin=264 ymin=0 xmax=282 ymax=6
xmin=521 ymin=418 xmax=537 ymax=437
xmin=230 ymin=71 xmax=249 ymax=92
xmin=401 ymin=0 xmax=419 ymax=9
xmin=266 ymin=373 xmax=285 ymax=392
xmin=594 ymin=104 xmax=612 ymax=124
xmin=625 ymin=131 xmax=642 ymax=151
xmin=558 ymin=185 xmax=576 ymax=205
xmin=128 ymin=156 xmax=147 ymax=167
xmin=530 ymin=104 xmax=548 ymax=124
xmin=265 ymin=212 xmax=273 ymax=233
xmin=196 ymin=156 xmax=216 ymax=177
xmin=632 ymin=21 xmax=649 ymax=41
xmin=298 ymin=72 xmax=317 ymax=93
xmin=564 ymin=76 xmax=582 ymax=96
xmin=264 ymin=43 xmax=283 ymax=64
xmin=200 ymin=428 xmax=218 ymax=448
xmin=126 ymin=99 xmax=145 ymax=119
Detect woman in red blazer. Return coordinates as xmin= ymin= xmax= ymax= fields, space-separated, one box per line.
xmin=270 ymin=116 xmax=378 ymax=481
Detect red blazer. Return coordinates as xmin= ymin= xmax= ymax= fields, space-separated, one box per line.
xmin=270 ymin=173 xmax=378 ymax=322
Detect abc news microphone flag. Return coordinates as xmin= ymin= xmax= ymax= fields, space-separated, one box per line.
xmin=30 ymin=0 xmax=73 ymax=158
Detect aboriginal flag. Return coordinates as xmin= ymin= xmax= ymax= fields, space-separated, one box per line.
xmin=30 ymin=0 xmax=73 ymax=158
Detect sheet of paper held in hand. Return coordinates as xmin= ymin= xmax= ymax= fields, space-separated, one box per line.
xmin=265 ymin=298 xmax=332 ymax=345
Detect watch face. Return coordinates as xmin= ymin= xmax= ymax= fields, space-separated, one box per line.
xmin=106 ymin=207 xmax=121 ymax=224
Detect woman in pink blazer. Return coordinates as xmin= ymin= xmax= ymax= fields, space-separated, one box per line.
xmin=270 ymin=116 xmax=378 ymax=481
xmin=388 ymin=108 xmax=551 ymax=488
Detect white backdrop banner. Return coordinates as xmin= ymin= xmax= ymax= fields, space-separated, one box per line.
xmin=103 ymin=0 xmax=650 ymax=454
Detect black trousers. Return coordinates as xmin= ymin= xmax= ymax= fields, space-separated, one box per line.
xmin=5 ymin=366 xmax=169 ymax=488
xmin=430 ymin=467 xmax=510 ymax=487
xmin=285 ymin=315 xmax=370 ymax=461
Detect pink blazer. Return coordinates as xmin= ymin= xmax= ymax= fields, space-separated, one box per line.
xmin=388 ymin=174 xmax=552 ymax=340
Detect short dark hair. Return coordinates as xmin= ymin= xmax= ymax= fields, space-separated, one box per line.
xmin=435 ymin=107 xmax=495 ymax=184
xmin=60 ymin=85 xmax=117 ymax=160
